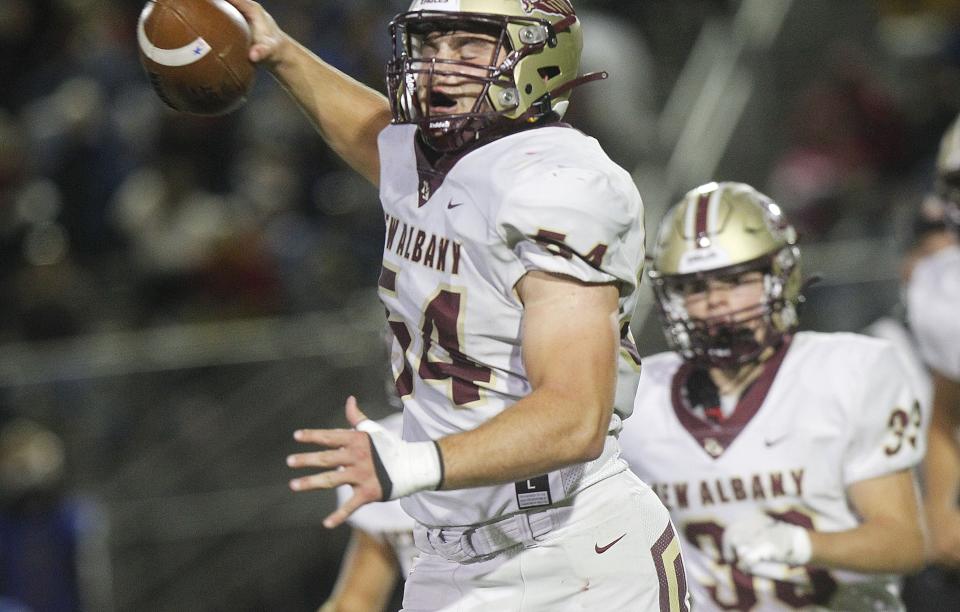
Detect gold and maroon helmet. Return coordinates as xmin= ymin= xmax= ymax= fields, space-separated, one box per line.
xmin=936 ymin=114 xmax=960 ymax=233
xmin=386 ymin=0 xmax=604 ymax=152
xmin=648 ymin=182 xmax=804 ymax=368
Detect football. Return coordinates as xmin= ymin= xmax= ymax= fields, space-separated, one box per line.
xmin=137 ymin=0 xmax=256 ymax=116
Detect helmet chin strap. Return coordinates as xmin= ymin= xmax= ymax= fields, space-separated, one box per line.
xmin=702 ymin=323 xmax=765 ymax=370
xmin=522 ymin=71 xmax=608 ymax=122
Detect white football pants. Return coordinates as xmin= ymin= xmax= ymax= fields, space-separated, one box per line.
xmin=402 ymin=469 xmax=691 ymax=611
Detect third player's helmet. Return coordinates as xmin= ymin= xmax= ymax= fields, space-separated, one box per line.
xmin=649 ymin=182 xmax=804 ymax=369
xmin=935 ymin=114 xmax=960 ymax=233
xmin=386 ymin=0 xmax=601 ymax=152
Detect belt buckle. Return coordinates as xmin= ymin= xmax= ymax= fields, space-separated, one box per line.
xmin=429 ymin=527 xmax=473 ymax=563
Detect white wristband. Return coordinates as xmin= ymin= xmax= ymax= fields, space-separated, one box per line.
xmin=356 ymin=419 xmax=443 ymax=500
xmin=725 ymin=513 xmax=813 ymax=569
xmin=785 ymin=524 xmax=812 ymax=565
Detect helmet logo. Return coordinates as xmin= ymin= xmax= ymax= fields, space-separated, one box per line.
xmin=521 ymin=0 xmax=575 ymax=17
xmin=410 ymin=0 xmax=460 ymax=10
xmin=678 ymin=245 xmax=731 ymax=274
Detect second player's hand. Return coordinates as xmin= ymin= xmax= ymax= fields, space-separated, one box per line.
xmin=287 ymin=397 xmax=384 ymax=528
xmin=723 ymin=512 xmax=812 ymax=571
xmin=223 ymin=0 xmax=288 ymax=66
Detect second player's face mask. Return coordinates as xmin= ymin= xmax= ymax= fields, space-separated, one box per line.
xmin=649 ymin=182 xmax=804 ymax=370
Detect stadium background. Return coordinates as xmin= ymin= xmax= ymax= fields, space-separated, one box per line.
xmin=1 ymin=0 xmax=958 ymax=610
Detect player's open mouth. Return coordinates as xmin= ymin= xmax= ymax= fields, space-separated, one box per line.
xmin=429 ymin=90 xmax=458 ymax=112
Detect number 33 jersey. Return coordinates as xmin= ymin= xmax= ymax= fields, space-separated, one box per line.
xmin=376 ymin=124 xmax=645 ymax=528
xmin=621 ymin=332 xmax=927 ymax=611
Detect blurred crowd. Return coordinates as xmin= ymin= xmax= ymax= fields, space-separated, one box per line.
xmin=0 ymin=0 xmax=405 ymax=345
xmin=2 ymin=0 xmax=960 ymax=610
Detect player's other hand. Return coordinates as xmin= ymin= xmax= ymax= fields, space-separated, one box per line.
xmin=287 ymin=396 xmax=385 ymax=528
xmin=927 ymin=509 xmax=960 ymax=568
xmin=222 ymin=0 xmax=288 ymax=66
xmin=287 ymin=396 xmax=443 ymax=529
xmin=722 ymin=512 xmax=812 ymax=571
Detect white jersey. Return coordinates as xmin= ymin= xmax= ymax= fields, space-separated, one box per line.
xmin=621 ymin=332 xmax=926 ymax=611
xmin=907 ymin=244 xmax=960 ymax=381
xmin=376 ymin=124 xmax=645 ymax=527
xmin=337 ymin=413 xmax=417 ymax=575
xmin=864 ymin=317 xmax=932 ymax=415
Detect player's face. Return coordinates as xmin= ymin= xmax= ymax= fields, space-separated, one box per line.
xmin=415 ymin=30 xmax=506 ymax=117
xmin=682 ymin=271 xmax=766 ymax=331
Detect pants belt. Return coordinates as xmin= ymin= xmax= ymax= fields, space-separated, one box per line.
xmin=414 ymin=507 xmax=559 ymax=563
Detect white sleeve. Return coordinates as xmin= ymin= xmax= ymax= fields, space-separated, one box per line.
xmin=843 ymin=342 xmax=927 ymax=484
xmin=496 ymin=166 xmax=645 ymax=295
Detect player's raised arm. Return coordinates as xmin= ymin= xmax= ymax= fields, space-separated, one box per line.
xmin=224 ymin=0 xmax=391 ymax=185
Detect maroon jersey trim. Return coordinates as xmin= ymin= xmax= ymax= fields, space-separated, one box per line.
xmin=670 ymin=335 xmax=793 ymax=459
xmin=412 ymin=121 xmax=571 ymax=207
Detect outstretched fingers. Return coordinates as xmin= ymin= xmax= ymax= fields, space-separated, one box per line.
xmin=289 ymin=466 xmax=346 ymax=492
xmin=322 ymin=485 xmax=382 ymax=529
xmin=288 ymin=397 xmax=388 ymax=527
xmin=288 ymin=428 xmax=371 ymax=491
xmin=286 ymin=446 xmax=350 ymax=470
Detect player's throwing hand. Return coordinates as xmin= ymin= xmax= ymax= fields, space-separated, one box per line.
xmin=222 ymin=0 xmax=287 ymax=65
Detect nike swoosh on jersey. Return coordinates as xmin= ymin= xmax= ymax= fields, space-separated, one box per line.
xmin=447 ymin=199 xmax=465 ymax=209
xmin=764 ymin=433 xmax=791 ymax=447
xmin=594 ymin=533 xmax=627 ymax=554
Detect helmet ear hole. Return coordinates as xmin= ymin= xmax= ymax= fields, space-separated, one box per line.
xmin=538 ymin=66 xmax=561 ymax=81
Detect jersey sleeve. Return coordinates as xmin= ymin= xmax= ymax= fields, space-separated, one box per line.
xmin=495 ymin=165 xmax=645 ymax=295
xmin=842 ymin=341 xmax=928 ymax=484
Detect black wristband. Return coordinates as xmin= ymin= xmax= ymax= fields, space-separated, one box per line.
xmin=433 ymin=440 xmax=445 ymax=491
xmin=366 ymin=435 xmax=393 ymax=501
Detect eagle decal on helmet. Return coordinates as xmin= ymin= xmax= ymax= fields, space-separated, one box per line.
xmin=522 ymin=0 xmax=575 ymax=17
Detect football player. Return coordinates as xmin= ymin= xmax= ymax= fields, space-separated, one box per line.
xmin=226 ymin=0 xmax=688 ymax=609
xmin=621 ymin=181 xmax=927 ymax=610
xmin=909 ymin=115 xmax=960 ymax=569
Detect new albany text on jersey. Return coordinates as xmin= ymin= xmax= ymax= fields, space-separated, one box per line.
xmin=650 ymin=468 xmax=806 ymax=511
xmin=385 ymin=213 xmax=463 ymax=274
